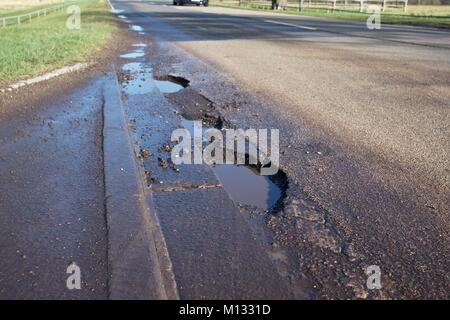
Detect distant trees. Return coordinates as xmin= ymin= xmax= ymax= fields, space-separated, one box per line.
xmin=409 ymin=0 xmax=449 ymax=3
xmin=269 ymin=0 xmax=449 ymax=5
xmin=269 ymin=0 xmax=449 ymax=4
xmin=267 ymin=0 xmax=449 ymax=9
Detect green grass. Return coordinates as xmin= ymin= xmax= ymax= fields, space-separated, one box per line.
xmin=0 ymin=0 xmax=117 ymax=82
xmin=394 ymin=5 xmax=450 ymax=16
xmin=211 ymin=2 xmax=450 ymax=27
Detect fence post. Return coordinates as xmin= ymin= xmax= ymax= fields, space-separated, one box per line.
xmin=0 ymin=1 xmax=78 ymax=28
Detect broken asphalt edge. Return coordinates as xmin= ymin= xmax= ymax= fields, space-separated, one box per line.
xmin=102 ymin=65 xmax=179 ymax=300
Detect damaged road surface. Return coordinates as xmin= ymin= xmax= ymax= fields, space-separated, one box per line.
xmin=1 ymin=0 xmax=449 ymax=301
xmin=109 ymin=0 xmax=449 ymax=300
xmin=116 ymin=41 xmax=294 ymax=299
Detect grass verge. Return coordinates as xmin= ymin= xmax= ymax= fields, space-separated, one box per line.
xmin=0 ymin=0 xmax=117 ymax=82
xmin=0 ymin=1 xmax=68 ymax=17
xmin=210 ymin=2 xmax=450 ymax=28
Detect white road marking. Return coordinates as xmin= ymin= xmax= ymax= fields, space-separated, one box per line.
xmin=264 ymin=19 xmax=317 ymax=31
xmin=264 ymin=19 xmax=446 ymax=35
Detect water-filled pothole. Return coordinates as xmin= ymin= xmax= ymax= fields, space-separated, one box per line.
xmin=154 ymin=75 xmax=190 ymax=94
xmin=120 ymin=57 xmax=287 ymax=211
xmin=212 ymin=164 xmax=286 ymax=212
xmin=121 ymin=62 xmax=153 ymax=95
xmin=177 ymin=118 xmax=287 ymax=212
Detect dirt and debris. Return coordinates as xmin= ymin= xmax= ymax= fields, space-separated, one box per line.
xmin=139 ymin=148 xmax=151 ymax=158
xmin=165 ymin=87 xmax=224 ymax=128
xmin=159 ymin=143 xmax=174 ymax=153
xmin=118 ymin=73 xmax=135 ymax=82
xmin=151 ymin=182 xmax=221 ymax=193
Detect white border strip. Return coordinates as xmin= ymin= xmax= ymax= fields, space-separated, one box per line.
xmin=264 ymin=19 xmax=317 ymax=31
xmin=106 ymin=0 xmax=115 ymax=11
xmin=1 ymin=62 xmax=88 ymax=92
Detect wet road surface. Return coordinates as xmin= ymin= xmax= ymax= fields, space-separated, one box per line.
xmin=111 ymin=0 xmax=449 ymax=299
xmin=117 ymin=42 xmax=296 ymax=298
xmin=0 ymin=0 xmax=448 ymax=299
xmin=0 ymin=76 xmax=109 ymax=299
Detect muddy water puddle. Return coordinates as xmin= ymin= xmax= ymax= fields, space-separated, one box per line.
xmin=154 ymin=79 xmax=185 ymax=94
xmin=119 ymin=44 xmax=286 ymax=212
xmin=130 ymin=25 xmax=143 ymax=32
xmin=120 ymin=44 xmax=146 ymax=61
xmin=178 ymin=118 xmax=286 ymax=212
xmin=212 ymin=164 xmax=283 ymax=211
xmin=121 ymin=62 xmax=153 ymax=95
xmin=120 ymin=50 xmax=145 ymax=59
xmin=120 ymin=43 xmax=188 ymax=95
xmin=154 ymin=76 xmax=189 ymax=94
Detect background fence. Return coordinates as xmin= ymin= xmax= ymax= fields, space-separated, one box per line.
xmin=0 ymin=1 xmax=78 ymax=27
xmin=211 ymin=0 xmax=450 ymax=14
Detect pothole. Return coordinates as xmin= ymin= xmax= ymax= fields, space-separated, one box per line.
xmin=120 ymin=62 xmax=153 ymax=95
xmin=177 ymin=117 xmax=288 ymax=212
xmin=180 ymin=115 xmax=223 ymax=132
xmin=212 ymin=163 xmax=287 ymax=212
xmin=120 ymin=59 xmax=288 ymax=212
xmin=153 ymin=75 xmax=190 ymax=93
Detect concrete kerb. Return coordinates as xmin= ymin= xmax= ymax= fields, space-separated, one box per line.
xmin=102 ymin=66 xmax=179 ymax=300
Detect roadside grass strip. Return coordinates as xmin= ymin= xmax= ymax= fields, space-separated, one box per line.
xmin=0 ymin=0 xmax=117 ymax=82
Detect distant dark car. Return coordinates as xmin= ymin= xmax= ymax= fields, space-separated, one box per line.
xmin=173 ymin=0 xmax=209 ymax=6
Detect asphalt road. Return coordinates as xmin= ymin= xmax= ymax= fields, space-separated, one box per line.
xmin=0 ymin=76 xmax=109 ymax=299
xmin=0 ymin=0 xmax=448 ymax=299
xmin=111 ymin=0 xmax=449 ymax=298
xmin=117 ymin=0 xmax=450 ymax=193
